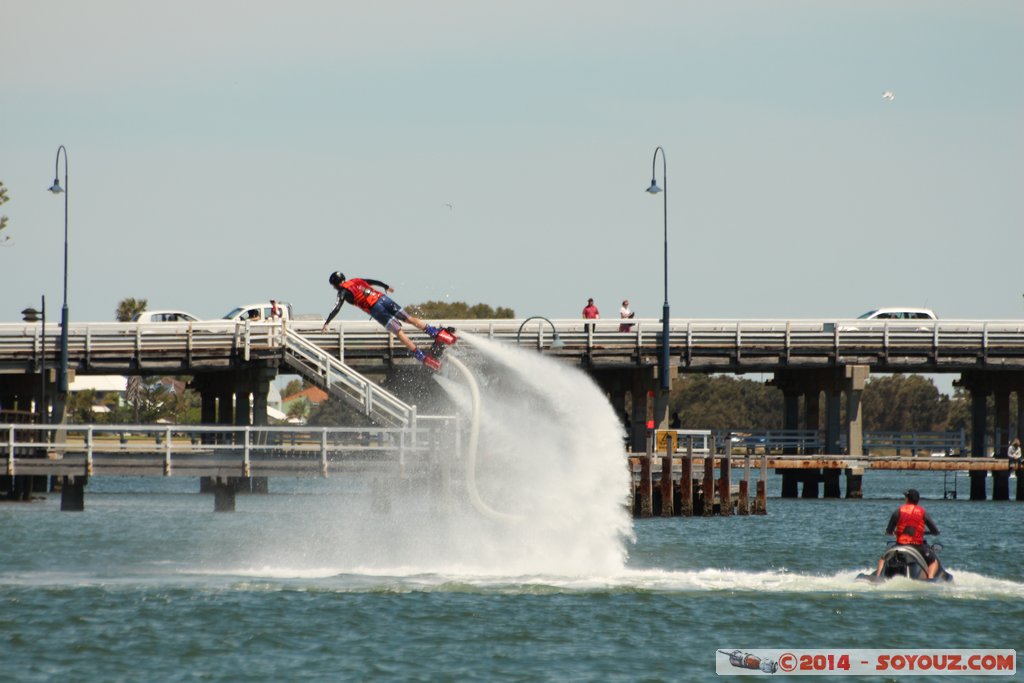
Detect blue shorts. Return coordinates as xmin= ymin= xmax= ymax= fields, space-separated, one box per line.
xmin=368 ymin=296 xmax=408 ymax=333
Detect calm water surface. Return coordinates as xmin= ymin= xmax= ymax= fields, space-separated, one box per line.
xmin=2 ymin=471 xmax=1021 ymax=682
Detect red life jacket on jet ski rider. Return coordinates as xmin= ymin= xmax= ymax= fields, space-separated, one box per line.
xmin=340 ymin=278 xmax=383 ymax=313
xmin=895 ymin=504 xmax=926 ymax=545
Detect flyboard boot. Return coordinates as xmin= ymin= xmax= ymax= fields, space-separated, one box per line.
xmin=423 ymin=325 xmax=458 ymax=368
xmin=414 ymin=348 xmax=442 ymax=372
xmin=424 ymin=325 xmax=458 ymax=346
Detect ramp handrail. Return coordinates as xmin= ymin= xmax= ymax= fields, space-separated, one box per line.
xmin=282 ymin=328 xmax=416 ymax=428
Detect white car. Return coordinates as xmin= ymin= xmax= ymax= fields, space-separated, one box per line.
xmin=839 ymin=307 xmax=938 ymax=333
xmin=856 ymin=307 xmax=938 ymax=321
xmin=222 ymin=301 xmax=292 ymax=322
xmin=131 ymin=310 xmax=199 ymax=323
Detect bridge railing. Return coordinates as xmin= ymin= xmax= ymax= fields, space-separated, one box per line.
xmin=3 ymin=318 xmax=1024 ymax=372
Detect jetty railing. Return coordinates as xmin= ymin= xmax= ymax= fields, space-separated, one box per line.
xmin=1 ymin=421 xmax=456 ymax=479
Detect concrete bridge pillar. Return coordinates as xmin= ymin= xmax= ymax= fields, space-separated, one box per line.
xmin=626 ymin=370 xmax=661 ymax=454
xmin=993 ymin=390 xmax=1011 ymax=501
xmin=825 ymin=387 xmax=842 ymax=455
xmin=805 ymin=390 xmax=821 ymax=453
xmin=960 ymin=372 xmax=991 ymax=500
xmin=783 ymin=390 xmax=799 ymax=455
xmin=844 ymin=365 xmax=869 ymax=456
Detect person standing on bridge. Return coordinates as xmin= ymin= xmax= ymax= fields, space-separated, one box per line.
xmin=1009 ymin=438 xmax=1022 ymax=472
xmin=583 ymin=298 xmax=600 ymax=334
xmin=618 ymin=299 xmax=635 ymax=332
xmin=321 ymin=272 xmax=455 ymax=371
xmin=874 ymin=488 xmax=940 ymax=579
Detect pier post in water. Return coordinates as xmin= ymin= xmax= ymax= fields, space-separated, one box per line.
xmin=59 ymin=475 xmax=85 ymax=511
xmin=845 ymin=467 xmax=864 ymax=498
xmin=639 ymin=455 xmax=653 ymax=518
xmin=822 ymin=468 xmax=841 ymax=498
xmin=703 ymin=450 xmax=715 ymax=517
xmin=679 ymin=440 xmax=693 ymax=517
xmin=754 ymin=455 xmax=768 ymax=515
xmin=737 ymin=454 xmax=750 ymax=515
xmin=660 ymin=455 xmax=673 ymax=517
xmin=719 ymin=454 xmax=732 ymax=516
xmin=213 ymin=477 xmax=236 ymax=512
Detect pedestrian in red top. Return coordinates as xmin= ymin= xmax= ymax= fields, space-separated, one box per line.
xmin=582 ymin=298 xmax=599 ymax=334
xmin=321 ymin=271 xmax=455 ymax=371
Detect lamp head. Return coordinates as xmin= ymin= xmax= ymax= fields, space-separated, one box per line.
xmin=551 ymin=334 xmax=566 ymax=350
xmin=646 ymin=179 xmax=662 ymax=194
xmin=49 ymin=179 xmax=64 ymax=194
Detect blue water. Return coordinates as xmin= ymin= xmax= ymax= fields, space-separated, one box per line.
xmin=2 ymin=471 xmax=1021 ymax=682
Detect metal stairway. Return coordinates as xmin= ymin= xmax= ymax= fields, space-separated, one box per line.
xmin=282 ymin=327 xmax=416 ymax=428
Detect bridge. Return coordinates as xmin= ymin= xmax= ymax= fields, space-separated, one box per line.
xmin=1 ymin=316 xmax=1022 ymax=503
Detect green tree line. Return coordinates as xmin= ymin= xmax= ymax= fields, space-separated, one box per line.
xmin=671 ymin=373 xmax=1005 ymax=434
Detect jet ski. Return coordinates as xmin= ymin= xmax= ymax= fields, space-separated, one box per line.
xmin=856 ymin=540 xmax=953 ymax=583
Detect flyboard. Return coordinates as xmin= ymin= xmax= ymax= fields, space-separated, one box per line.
xmin=426 ymin=326 xmax=458 ymax=370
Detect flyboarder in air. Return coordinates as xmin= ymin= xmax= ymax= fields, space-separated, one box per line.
xmin=321 ymin=271 xmax=456 ymax=371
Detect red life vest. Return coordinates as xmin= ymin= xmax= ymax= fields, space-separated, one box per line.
xmin=895 ymin=503 xmax=926 ymax=545
xmin=340 ymin=278 xmax=382 ymax=313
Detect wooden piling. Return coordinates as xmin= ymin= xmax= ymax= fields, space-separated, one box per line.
xmin=1017 ymin=466 xmax=1024 ymax=501
xmin=660 ymin=455 xmax=673 ymax=517
xmin=823 ymin=468 xmax=842 ymax=498
xmin=679 ymin=446 xmax=693 ymax=517
xmin=738 ymin=454 xmax=750 ymax=515
xmin=639 ymin=455 xmax=653 ymax=518
xmin=754 ymin=455 xmax=768 ymax=515
xmin=703 ymin=452 xmax=715 ymax=517
xmin=213 ymin=478 xmax=236 ymax=512
xmin=801 ymin=469 xmax=821 ymax=498
xmin=59 ymin=475 xmax=85 ymax=512
xmin=845 ymin=467 xmax=864 ymax=499
xmin=719 ymin=455 xmax=732 ymax=516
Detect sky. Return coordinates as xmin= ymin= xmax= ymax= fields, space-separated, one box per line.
xmin=2 ymin=1 xmax=1022 ymax=326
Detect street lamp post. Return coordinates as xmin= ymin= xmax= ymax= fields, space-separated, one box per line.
xmin=515 ymin=316 xmax=566 ymax=350
xmin=646 ymin=146 xmax=670 ymax=391
xmin=49 ymin=146 xmax=69 ymax=393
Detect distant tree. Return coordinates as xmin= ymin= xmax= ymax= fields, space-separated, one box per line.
xmin=65 ymin=389 xmax=98 ymax=424
xmin=282 ymin=379 xmax=304 ymax=399
xmin=671 ymin=375 xmax=782 ymax=430
xmin=286 ymin=400 xmax=308 ymax=421
xmin=115 ymin=297 xmax=148 ymax=322
xmin=0 ymin=181 xmax=9 ymax=245
xmin=862 ymin=374 xmax=948 ymax=432
xmin=406 ymin=300 xmax=514 ymax=319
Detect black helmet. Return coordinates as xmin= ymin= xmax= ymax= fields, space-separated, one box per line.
xmin=328 ymin=271 xmax=345 ymax=286
xmin=903 ymin=488 xmax=920 ymax=503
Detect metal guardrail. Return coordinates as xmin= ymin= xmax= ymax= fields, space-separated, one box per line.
xmin=282 ymin=328 xmax=417 ymax=428
xmin=2 ymin=317 xmax=1024 ymax=373
xmin=695 ymin=429 xmax=970 ymax=456
xmin=1 ymin=422 xmax=455 ymax=479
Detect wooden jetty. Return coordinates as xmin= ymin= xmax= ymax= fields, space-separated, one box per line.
xmin=629 ymin=432 xmax=1024 ymax=518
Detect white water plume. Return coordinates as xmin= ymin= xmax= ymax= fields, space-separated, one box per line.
xmin=270 ymin=333 xmax=634 ymax=577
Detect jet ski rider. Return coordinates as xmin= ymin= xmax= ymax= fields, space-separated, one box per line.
xmin=321 ymin=272 xmax=453 ymax=371
xmin=875 ymin=488 xmax=940 ymax=579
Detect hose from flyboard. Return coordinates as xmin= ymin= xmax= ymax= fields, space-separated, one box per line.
xmin=446 ymin=354 xmax=522 ymax=523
